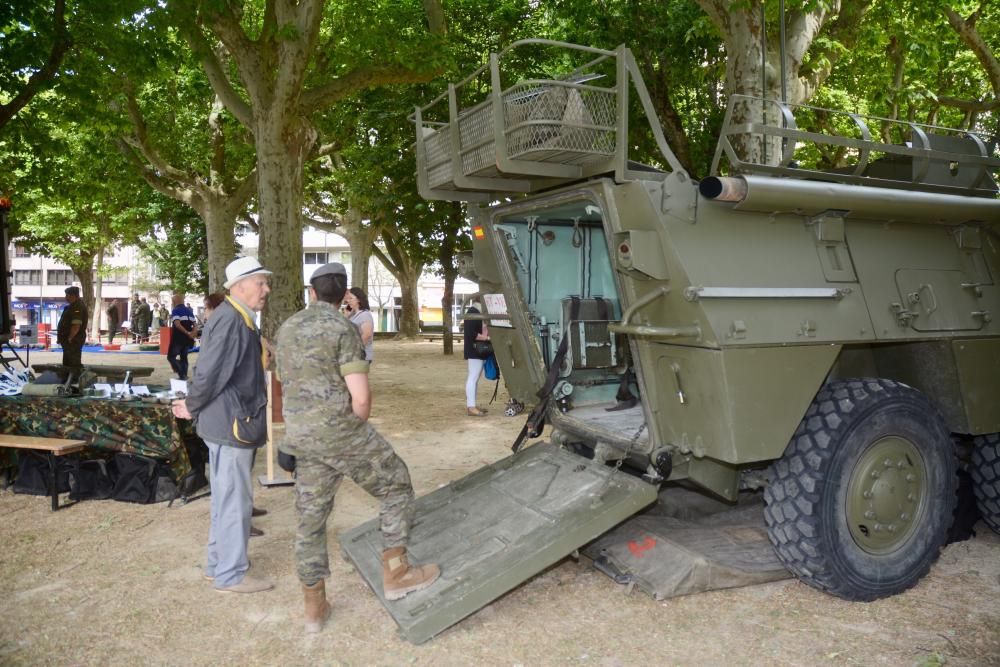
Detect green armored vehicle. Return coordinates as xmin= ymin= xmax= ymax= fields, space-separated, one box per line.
xmin=343 ymin=40 xmax=1000 ymax=643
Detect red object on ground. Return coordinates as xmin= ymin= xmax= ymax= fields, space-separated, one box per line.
xmin=103 ymin=344 xmax=121 ymax=351
xmin=37 ymin=323 xmax=51 ymax=350
xmin=159 ymin=326 xmax=171 ymax=355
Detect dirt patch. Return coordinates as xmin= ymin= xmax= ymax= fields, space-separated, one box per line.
xmin=1 ymin=342 xmax=998 ymax=666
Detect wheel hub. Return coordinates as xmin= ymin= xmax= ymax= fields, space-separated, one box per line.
xmin=847 ymin=436 xmax=927 ymax=554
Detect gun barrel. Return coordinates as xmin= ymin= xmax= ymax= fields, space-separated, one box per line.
xmin=700 ymin=176 xmax=1000 ymax=224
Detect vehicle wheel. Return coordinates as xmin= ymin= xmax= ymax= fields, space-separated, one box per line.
xmin=763 ymin=378 xmax=957 ymax=601
xmin=970 ymin=433 xmax=1000 ymax=534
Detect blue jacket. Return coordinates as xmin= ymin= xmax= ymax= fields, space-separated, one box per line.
xmin=185 ymin=297 xmax=267 ymax=448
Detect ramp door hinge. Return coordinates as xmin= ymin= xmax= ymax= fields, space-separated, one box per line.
xmin=890 ymin=302 xmax=916 ymax=327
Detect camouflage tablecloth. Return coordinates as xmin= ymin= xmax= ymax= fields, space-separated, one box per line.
xmin=0 ymin=395 xmax=192 ymax=479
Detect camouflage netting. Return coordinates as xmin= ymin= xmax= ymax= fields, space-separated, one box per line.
xmin=0 ymin=395 xmax=193 ymax=479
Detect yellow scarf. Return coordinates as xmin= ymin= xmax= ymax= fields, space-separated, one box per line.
xmin=225 ymin=296 xmax=267 ymax=369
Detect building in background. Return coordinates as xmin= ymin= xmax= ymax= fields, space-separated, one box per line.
xmin=10 ymin=227 xmax=479 ymax=338
xmin=9 ymin=243 xmax=160 ymax=336
xmin=238 ymin=227 xmax=479 ymax=332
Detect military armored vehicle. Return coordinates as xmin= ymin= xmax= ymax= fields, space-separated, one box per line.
xmin=343 ymin=40 xmax=1000 ymax=643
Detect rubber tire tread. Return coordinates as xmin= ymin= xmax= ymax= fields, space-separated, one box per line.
xmin=970 ymin=433 xmax=1000 ymax=534
xmin=763 ymin=378 xmax=957 ymax=602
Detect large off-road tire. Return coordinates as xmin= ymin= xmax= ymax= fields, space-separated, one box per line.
xmin=764 ymin=379 xmax=957 ymax=601
xmin=970 ymin=433 xmax=1000 ymax=534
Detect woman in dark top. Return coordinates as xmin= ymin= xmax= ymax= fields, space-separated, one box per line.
xmin=463 ymin=302 xmax=491 ymax=416
xmin=344 ymin=287 xmax=375 ymax=363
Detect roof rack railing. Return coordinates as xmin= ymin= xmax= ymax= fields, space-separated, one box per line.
xmin=712 ymin=94 xmax=1000 ymax=198
xmin=413 ymin=39 xmax=685 ymax=202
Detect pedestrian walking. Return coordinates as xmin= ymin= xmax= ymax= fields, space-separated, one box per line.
xmin=167 ymin=294 xmax=197 ymax=380
xmin=463 ymin=300 xmax=491 ymax=416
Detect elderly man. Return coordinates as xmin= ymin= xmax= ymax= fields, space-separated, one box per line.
xmin=172 ymin=256 xmax=273 ymax=594
xmin=57 ymin=286 xmax=88 ymax=376
xmin=276 ymin=262 xmax=440 ymax=632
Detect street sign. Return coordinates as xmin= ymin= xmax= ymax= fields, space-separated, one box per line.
xmin=17 ymin=324 xmax=37 ymax=345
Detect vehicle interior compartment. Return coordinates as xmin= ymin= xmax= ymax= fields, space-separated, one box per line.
xmin=495 ymin=198 xmax=647 ymax=446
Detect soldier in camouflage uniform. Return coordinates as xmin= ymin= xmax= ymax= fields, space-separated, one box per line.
xmin=275 ymin=262 xmax=440 ymax=633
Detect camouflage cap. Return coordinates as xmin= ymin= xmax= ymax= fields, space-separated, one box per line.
xmin=310 ymin=262 xmax=347 ymax=283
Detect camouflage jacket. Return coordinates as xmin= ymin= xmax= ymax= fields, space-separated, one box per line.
xmin=275 ymin=300 xmax=370 ymax=454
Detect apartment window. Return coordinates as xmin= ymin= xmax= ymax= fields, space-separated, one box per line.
xmin=14 ymin=245 xmax=30 ymax=258
xmin=14 ymin=270 xmax=41 ymax=286
xmin=304 ymin=252 xmax=329 ymax=264
xmin=47 ymin=269 xmax=76 ymax=286
xmin=95 ymin=271 xmax=128 ymax=285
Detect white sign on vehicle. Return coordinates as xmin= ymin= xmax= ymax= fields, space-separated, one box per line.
xmin=483 ymin=293 xmax=513 ymax=328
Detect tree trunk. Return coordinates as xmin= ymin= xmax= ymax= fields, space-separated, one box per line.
xmin=255 ymin=116 xmax=315 ymax=337
xmin=373 ymin=227 xmax=424 ymax=340
xmin=73 ymin=254 xmax=96 ymax=343
xmin=201 ymin=200 xmax=237 ymax=293
xmin=397 ymin=271 xmax=420 ymax=339
xmin=90 ymin=246 xmax=105 ymax=341
xmin=437 ymin=201 xmax=465 ymax=355
xmin=339 ymin=207 xmax=378 ymax=290
xmin=441 ymin=271 xmax=455 ymax=355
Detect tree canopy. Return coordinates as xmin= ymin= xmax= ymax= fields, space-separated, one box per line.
xmin=2 ymin=0 xmax=997 ymax=334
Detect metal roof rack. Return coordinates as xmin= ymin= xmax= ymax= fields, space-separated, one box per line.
xmin=712 ymin=95 xmax=1000 ymax=198
xmin=412 ymin=40 xmax=684 ymax=202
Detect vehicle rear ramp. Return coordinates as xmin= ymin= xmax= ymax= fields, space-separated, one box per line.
xmin=340 ymin=441 xmax=657 ymax=644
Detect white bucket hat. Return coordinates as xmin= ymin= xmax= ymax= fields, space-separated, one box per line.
xmin=224 ymin=256 xmax=272 ymax=289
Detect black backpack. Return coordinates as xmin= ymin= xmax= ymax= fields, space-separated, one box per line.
xmin=111 ymin=453 xmax=177 ymax=504
xmin=13 ymin=452 xmax=71 ymax=496
xmin=68 ymin=458 xmax=116 ymax=501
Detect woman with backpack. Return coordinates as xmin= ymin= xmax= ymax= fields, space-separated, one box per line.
xmin=463 ymin=301 xmax=491 ymax=417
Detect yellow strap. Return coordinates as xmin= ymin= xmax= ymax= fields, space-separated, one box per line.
xmin=225 ymin=296 xmax=256 ymax=331
xmin=225 ymin=296 xmax=267 ymax=370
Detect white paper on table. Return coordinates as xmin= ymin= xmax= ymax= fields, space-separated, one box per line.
xmin=114 ymin=383 xmax=130 ymax=394
xmin=170 ymin=379 xmax=188 ymax=394
xmin=131 ymin=385 xmax=151 ymax=396
xmin=92 ymin=383 xmax=112 ymax=397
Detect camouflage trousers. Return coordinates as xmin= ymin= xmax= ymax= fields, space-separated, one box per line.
xmin=294 ymin=424 xmax=415 ymax=585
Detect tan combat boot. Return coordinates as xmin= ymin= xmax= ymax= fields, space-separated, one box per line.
xmin=382 ymin=547 xmax=441 ymax=601
xmin=302 ymin=580 xmax=332 ymax=633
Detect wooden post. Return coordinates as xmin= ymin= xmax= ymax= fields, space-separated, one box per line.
xmin=257 ymin=371 xmax=293 ymax=487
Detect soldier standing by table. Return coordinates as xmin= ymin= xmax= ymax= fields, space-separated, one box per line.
xmin=275 ymin=262 xmax=440 ymax=633
xmin=57 ymin=286 xmax=88 ymax=378
xmin=134 ymin=297 xmax=151 ymax=342
xmin=105 ymin=300 xmax=120 ymax=345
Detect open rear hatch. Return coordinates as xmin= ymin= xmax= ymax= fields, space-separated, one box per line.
xmin=340 ymin=441 xmax=657 ymax=643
